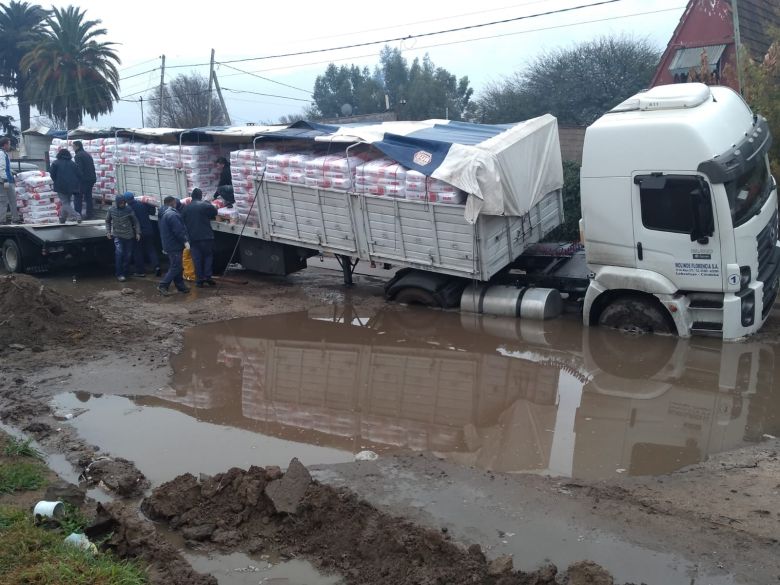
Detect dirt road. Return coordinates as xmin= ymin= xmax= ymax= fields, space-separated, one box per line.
xmin=0 ymin=266 xmax=778 ymax=585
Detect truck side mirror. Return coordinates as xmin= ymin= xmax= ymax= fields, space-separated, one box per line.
xmin=690 ymin=180 xmax=714 ymax=243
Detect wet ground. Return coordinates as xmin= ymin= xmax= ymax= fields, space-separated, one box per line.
xmin=1 ymin=264 xmax=780 ymax=584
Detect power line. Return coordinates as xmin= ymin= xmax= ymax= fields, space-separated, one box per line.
xmin=222 ymin=88 xmax=311 ymax=102
xmin=217 ymin=63 xmax=313 ymax=95
xmin=168 ymin=0 xmax=632 ymax=69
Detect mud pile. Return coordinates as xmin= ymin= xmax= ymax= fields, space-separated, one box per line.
xmin=140 ymin=460 xmax=621 ymax=585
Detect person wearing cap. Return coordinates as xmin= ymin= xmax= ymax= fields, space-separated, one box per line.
xmin=158 ymin=195 xmax=190 ymax=296
xmin=72 ymin=140 xmax=96 ymax=220
xmin=105 ymin=192 xmax=141 ymax=282
xmin=213 ymin=156 xmax=234 ymax=207
xmin=125 ymin=192 xmax=160 ymax=277
xmin=181 ymin=188 xmax=218 ymax=287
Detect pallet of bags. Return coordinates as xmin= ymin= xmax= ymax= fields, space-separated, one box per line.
xmin=303 ymin=154 xmax=364 ymax=191
xmin=354 ymin=158 xmax=408 ymax=198
xmin=404 ymin=170 xmax=467 ymax=205
xmin=14 ymin=171 xmax=60 ymax=224
xmin=229 ymin=148 xmax=278 ymax=228
xmin=165 ymin=145 xmax=221 ymax=194
xmin=266 ymin=152 xmax=315 ymax=185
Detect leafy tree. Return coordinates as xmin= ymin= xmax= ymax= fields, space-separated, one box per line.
xmin=0 ymin=114 xmax=20 ymax=147
xmin=543 ymin=160 xmax=582 ymax=242
xmin=476 ymin=36 xmax=660 ymax=125
xmin=0 ymin=1 xmax=48 ymax=131
xmin=742 ymin=38 xmax=780 ymax=169
xmin=145 ymin=73 xmax=226 ymax=128
xmin=312 ymin=64 xmax=384 ymax=119
xmin=21 ymin=5 xmax=120 ymax=130
xmin=308 ymin=46 xmax=473 ymax=122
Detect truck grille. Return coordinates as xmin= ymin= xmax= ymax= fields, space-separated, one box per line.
xmin=756 ymin=210 xmax=780 ymax=318
xmin=756 ymin=210 xmax=778 ymax=283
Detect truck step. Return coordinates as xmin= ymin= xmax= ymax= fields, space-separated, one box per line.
xmin=691 ymin=321 xmax=723 ymax=334
xmin=688 ymin=299 xmax=723 ymax=309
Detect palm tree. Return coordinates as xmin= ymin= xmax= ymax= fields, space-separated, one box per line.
xmin=0 ymin=1 xmax=49 ymax=131
xmin=22 ymin=5 xmax=120 ymax=130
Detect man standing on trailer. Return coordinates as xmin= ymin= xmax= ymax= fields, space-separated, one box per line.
xmin=105 ymin=192 xmax=141 ymax=282
xmin=72 ymin=140 xmax=96 ymax=220
xmin=181 ymin=188 xmax=217 ymax=287
xmin=158 ymin=196 xmax=190 ymax=296
xmin=213 ymin=156 xmax=234 ymax=207
xmin=0 ymin=137 xmax=19 ymax=224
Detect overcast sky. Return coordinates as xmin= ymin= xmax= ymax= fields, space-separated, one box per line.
xmin=16 ymin=0 xmax=688 ymax=129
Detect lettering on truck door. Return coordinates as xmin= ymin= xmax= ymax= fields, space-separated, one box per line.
xmin=632 ymin=174 xmax=724 ymax=292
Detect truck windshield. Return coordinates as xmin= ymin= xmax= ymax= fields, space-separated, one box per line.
xmin=725 ymin=158 xmax=772 ymax=227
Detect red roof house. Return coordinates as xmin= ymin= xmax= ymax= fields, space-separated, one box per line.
xmin=651 ymin=0 xmax=780 ymax=91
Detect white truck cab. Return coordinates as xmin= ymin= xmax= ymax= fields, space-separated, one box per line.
xmin=581 ymin=83 xmax=779 ymax=340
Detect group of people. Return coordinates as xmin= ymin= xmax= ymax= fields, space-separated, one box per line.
xmin=105 ymin=187 xmax=218 ymax=295
xmin=48 ymin=142 xmax=97 ymax=223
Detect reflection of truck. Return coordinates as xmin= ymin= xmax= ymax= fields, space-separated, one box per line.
xmin=14 ymin=83 xmax=777 ymax=339
xmin=146 ymin=307 xmax=776 ymax=479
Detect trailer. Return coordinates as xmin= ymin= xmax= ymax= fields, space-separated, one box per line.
xmin=0 ymin=221 xmax=111 ymax=273
xmin=60 ymin=83 xmax=778 ymax=340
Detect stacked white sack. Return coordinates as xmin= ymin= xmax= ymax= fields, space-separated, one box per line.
xmin=354 ymin=158 xmax=408 ymax=198
xmin=303 ymin=154 xmax=364 ymax=191
xmin=15 ymin=170 xmax=59 ymax=224
xmin=229 ymin=148 xmax=278 ymax=227
xmin=164 ymin=144 xmax=221 ymax=194
xmin=265 ymin=152 xmax=315 ymax=186
xmin=404 ymin=169 xmax=467 ymax=204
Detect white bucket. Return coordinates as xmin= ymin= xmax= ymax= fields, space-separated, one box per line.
xmin=33 ymin=500 xmax=63 ymax=520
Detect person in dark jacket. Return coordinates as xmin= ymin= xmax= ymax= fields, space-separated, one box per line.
xmin=213 ymin=156 xmax=234 ymax=206
xmin=125 ymin=192 xmax=161 ymax=277
xmin=181 ymin=188 xmax=218 ymax=287
xmin=72 ymin=140 xmax=96 ymax=220
xmin=105 ymin=192 xmax=141 ymax=282
xmin=158 ymin=195 xmax=190 ymax=296
xmin=49 ymin=148 xmax=82 ymax=224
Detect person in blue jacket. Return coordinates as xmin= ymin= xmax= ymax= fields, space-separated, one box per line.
xmin=157 ymin=195 xmax=190 ymax=296
xmin=124 ymin=192 xmax=160 ymax=277
xmin=181 ymin=188 xmax=218 ymax=287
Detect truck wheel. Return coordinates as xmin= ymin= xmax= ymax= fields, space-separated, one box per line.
xmin=597 ymin=296 xmax=674 ymax=335
xmin=393 ymin=287 xmax=439 ymax=307
xmin=2 ymin=239 xmax=24 ymax=273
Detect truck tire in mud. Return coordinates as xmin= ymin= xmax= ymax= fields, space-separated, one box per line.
xmin=392 ymin=287 xmax=439 ymax=307
xmin=597 ymin=295 xmax=674 ymax=335
xmin=2 ymin=239 xmax=23 ymax=273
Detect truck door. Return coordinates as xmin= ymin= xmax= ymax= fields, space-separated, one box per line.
xmin=632 ymin=174 xmax=723 ymax=292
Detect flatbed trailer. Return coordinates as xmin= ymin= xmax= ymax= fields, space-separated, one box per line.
xmin=0 ymin=221 xmax=112 ymax=273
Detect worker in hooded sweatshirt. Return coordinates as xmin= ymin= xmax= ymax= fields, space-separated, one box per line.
xmin=124 ymin=192 xmax=160 ymax=277
xmin=105 ymin=192 xmax=141 ymax=282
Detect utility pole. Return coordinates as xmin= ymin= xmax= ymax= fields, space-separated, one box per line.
xmin=158 ymin=55 xmax=166 ymax=127
xmin=140 ymin=97 xmax=144 ymax=127
xmin=207 ymin=48 xmax=215 ymax=126
xmin=731 ymin=0 xmax=744 ymax=93
xmin=212 ymin=71 xmax=231 ymax=125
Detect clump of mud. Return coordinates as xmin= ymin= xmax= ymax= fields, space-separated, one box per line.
xmin=140 ymin=460 xmax=622 ymax=585
xmin=0 ymin=274 xmax=101 ymax=349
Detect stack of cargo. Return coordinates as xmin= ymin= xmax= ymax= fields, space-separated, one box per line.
xmin=229 ymin=147 xmax=278 ymax=227
xmin=164 ymin=145 xmax=222 ymax=194
xmin=354 ymin=158 xmax=408 ymax=198
xmin=405 ymin=170 xmax=466 ymax=204
xmin=14 ymin=170 xmax=59 ymax=224
xmin=265 ymin=152 xmax=316 ymax=185
xmin=303 ymin=154 xmax=364 ymax=191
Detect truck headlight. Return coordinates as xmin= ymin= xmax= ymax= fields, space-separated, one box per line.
xmin=740 ymin=266 xmax=751 ymax=289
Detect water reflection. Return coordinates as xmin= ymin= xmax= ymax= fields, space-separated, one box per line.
xmin=138 ymin=306 xmax=779 ymax=480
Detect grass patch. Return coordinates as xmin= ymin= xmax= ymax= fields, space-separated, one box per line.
xmin=59 ymin=502 xmax=89 ymax=535
xmin=0 ymin=461 xmax=46 ymax=494
xmin=3 ymin=437 xmax=44 ymax=460
xmin=0 ymin=505 xmax=147 ymax=585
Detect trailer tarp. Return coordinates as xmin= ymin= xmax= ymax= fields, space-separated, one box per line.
xmin=311 ymin=115 xmax=564 ymax=223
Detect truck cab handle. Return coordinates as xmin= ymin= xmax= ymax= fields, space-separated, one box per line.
xmin=637 ymin=241 xmax=643 ymax=260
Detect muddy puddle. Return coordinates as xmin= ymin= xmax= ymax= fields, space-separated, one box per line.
xmin=55 ymin=305 xmax=780 ymax=483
